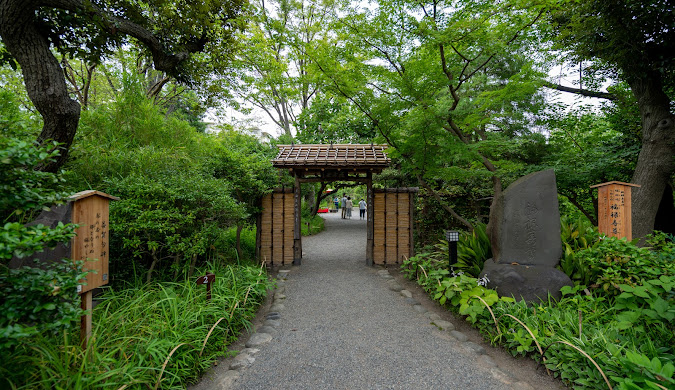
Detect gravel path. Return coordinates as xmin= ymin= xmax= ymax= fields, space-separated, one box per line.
xmin=191 ymin=212 xmax=563 ymax=390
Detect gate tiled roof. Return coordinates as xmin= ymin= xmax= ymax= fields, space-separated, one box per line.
xmin=272 ymin=144 xmax=390 ymax=170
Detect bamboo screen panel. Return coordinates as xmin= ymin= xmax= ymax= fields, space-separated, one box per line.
xmin=259 ymin=190 xmax=294 ymax=266
xmin=373 ymin=189 xmax=415 ymax=265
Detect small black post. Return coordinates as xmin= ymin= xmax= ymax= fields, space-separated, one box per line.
xmin=445 ymin=230 xmax=459 ymax=269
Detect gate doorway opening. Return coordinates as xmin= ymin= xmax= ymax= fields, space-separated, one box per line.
xmin=257 ymin=144 xmax=417 ymax=267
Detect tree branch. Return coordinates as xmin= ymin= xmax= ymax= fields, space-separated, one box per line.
xmin=543 ymin=81 xmax=616 ymax=100
xmin=417 ymin=175 xmax=474 ymax=230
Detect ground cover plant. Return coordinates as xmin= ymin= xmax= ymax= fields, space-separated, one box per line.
xmin=1 ymin=262 xmax=271 ymax=389
xmin=402 ymin=226 xmax=675 ymax=389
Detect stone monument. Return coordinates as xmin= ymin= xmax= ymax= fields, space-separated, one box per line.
xmin=482 ymin=170 xmax=573 ymax=302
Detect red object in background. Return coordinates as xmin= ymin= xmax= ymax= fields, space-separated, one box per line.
xmin=317 ymin=208 xmax=329 ymax=213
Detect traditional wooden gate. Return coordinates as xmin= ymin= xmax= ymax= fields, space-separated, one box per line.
xmin=258 ymin=144 xmax=417 ymax=267
xmin=257 ymin=188 xmax=295 ymax=266
xmin=373 ymin=188 xmax=417 ymax=265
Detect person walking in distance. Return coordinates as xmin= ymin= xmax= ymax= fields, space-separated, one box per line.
xmin=334 ymin=196 xmax=339 ymax=211
xmin=341 ymin=193 xmax=347 ymax=219
xmin=346 ymin=196 xmax=353 ymax=219
xmin=359 ymin=198 xmax=367 ymax=220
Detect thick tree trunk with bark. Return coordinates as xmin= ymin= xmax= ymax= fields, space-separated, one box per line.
xmin=0 ymin=0 xmax=81 ymax=173
xmin=628 ymin=72 xmax=675 ymax=241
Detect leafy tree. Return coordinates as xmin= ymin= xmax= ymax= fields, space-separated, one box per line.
xmin=0 ymin=0 xmax=245 ymax=172
xmin=0 ymin=107 xmax=82 ymax=349
xmin=536 ymin=106 xmax=639 ymax=223
xmin=311 ymin=0 xmax=548 ymax=230
xmin=225 ymin=0 xmax=333 ymax=135
xmin=296 ymin=93 xmax=376 ymax=144
xmin=546 ymin=0 xmax=675 ymax=240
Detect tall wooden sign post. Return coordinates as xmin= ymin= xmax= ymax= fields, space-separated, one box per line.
xmin=591 ymin=181 xmax=640 ymax=240
xmin=69 ymin=190 xmax=119 ymax=348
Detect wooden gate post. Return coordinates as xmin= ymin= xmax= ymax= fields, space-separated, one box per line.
xmin=293 ymin=174 xmax=302 ymax=265
xmin=366 ymin=171 xmax=374 ymax=266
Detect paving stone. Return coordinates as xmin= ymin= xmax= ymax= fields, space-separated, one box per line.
xmin=216 ymin=370 xmax=240 ymax=388
xmin=265 ymin=312 xmax=281 ymax=320
xmin=400 ymin=290 xmax=413 ymax=298
xmin=413 ymin=305 xmax=427 ymax=314
xmin=274 ymin=293 xmax=286 ymax=300
xmin=275 ymin=286 xmax=286 ymax=294
xmin=269 ymin=304 xmax=285 ymax=311
xmin=245 ymin=333 xmax=272 ymax=348
xmin=380 ymin=274 xmax=394 ymax=279
xmin=278 ymin=270 xmax=290 ymax=276
xmin=275 ymin=280 xmax=286 ymax=288
xmin=490 ymin=367 xmax=515 ymax=384
xmin=427 ymin=313 xmax=441 ymax=321
xmin=256 ymin=326 xmax=278 ymax=335
xmin=264 ymin=319 xmax=280 ymax=327
xmin=405 ymin=297 xmax=420 ymax=305
xmin=433 ymin=320 xmax=455 ymax=331
xmin=511 ymin=382 xmax=535 ymax=390
xmin=477 ymin=354 xmax=498 ymax=368
xmin=449 ymin=330 xmax=469 ymax=342
xmin=230 ymin=353 xmax=255 ymax=370
xmin=388 ymin=282 xmax=403 ymax=292
xmin=240 ymin=348 xmax=260 ymax=355
xmin=464 ymin=341 xmax=486 ymax=355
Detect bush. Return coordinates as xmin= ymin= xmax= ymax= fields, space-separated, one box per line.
xmin=401 ymin=235 xmax=675 ymax=390
xmin=1 ymin=262 xmax=271 ymax=389
xmin=0 ymin=137 xmax=81 ymax=353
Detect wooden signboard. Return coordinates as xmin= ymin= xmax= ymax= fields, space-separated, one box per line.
xmin=69 ymin=190 xmax=119 ymax=348
xmin=591 ymin=181 xmax=640 ymax=240
xmin=70 ymin=190 xmax=119 ymax=293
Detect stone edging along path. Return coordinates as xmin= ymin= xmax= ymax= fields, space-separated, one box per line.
xmin=195 ymin=267 xmax=555 ymax=390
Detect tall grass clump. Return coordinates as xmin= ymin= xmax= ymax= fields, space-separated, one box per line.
xmin=2 ymin=262 xmax=270 ymax=389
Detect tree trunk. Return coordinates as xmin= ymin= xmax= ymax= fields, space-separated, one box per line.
xmin=628 ymin=72 xmax=675 ymax=241
xmin=235 ymin=224 xmax=243 ymax=260
xmin=147 ymin=248 xmax=159 ymax=283
xmin=310 ymin=183 xmax=328 ymax=217
xmin=0 ymin=0 xmax=81 ymax=173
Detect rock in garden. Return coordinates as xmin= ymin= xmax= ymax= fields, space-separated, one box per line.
xmin=217 ymin=370 xmax=240 ymax=388
xmin=264 ymin=319 xmax=281 ymax=327
xmin=449 ymin=330 xmax=469 ymax=342
xmin=230 ymin=353 xmax=255 ymax=370
xmin=269 ymin=304 xmax=285 ymax=311
xmin=486 ymin=169 xmax=562 ymax=267
xmin=400 ymin=290 xmax=413 ymax=298
xmin=265 ymin=312 xmax=281 ymax=320
xmin=464 ymin=341 xmax=486 ymax=355
xmin=388 ymin=282 xmax=403 ymax=292
xmin=427 ymin=313 xmax=441 ymax=322
xmin=481 ymin=260 xmax=573 ymax=302
xmin=433 ymin=320 xmax=455 ymax=331
xmin=245 ymin=333 xmax=272 ymax=348
xmin=477 ymin=355 xmax=497 ymax=368
xmin=240 ymin=348 xmax=260 ymax=355
xmin=413 ymin=305 xmax=427 ymax=314
xmin=256 ymin=326 xmax=278 ymax=335
xmin=482 ymin=169 xmax=573 ymax=303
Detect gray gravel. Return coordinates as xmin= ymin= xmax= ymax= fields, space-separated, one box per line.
xmin=225 ymin=212 xmax=516 ymax=390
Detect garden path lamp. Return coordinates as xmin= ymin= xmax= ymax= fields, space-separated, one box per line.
xmin=445 ymin=230 xmax=459 ymax=270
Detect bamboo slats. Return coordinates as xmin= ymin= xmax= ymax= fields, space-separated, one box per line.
xmin=259 ymin=189 xmax=294 ymax=266
xmin=372 ymin=188 xmax=417 ymax=265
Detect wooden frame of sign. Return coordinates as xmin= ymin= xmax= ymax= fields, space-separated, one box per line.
xmin=69 ymin=190 xmax=120 ymax=348
xmin=591 ymin=181 xmax=640 ymax=240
